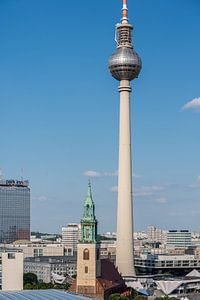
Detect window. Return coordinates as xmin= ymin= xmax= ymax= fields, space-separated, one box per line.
xmin=97 ymin=249 xmax=100 ymax=260
xmin=8 ymin=253 xmax=15 ymax=259
xmin=85 ymin=266 xmax=88 ymax=273
xmin=83 ymin=248 xmax=89 ymax=260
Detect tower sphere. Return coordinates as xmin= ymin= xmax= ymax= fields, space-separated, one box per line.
xmin=109 ymin=47 xmax=141 ymax=81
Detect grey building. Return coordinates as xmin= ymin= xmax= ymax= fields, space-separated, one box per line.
xmin=24 ymin=255 xmax=77 ymax=283
xmin=0 ymin=180 xmax=30 ymax=243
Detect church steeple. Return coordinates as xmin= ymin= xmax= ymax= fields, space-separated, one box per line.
xmin=83 ymin=180 xmax=95 ymax=220
xmin=80 ymin=181 xmax=97 ymax=243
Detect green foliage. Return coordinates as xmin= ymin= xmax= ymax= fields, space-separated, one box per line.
xmin=134 ymin=296 xmax=147 ymax=300
xmin=23 ymin=274 xmax=71 ymax=291
xmin=37 ymin=282 xmax=54 ymax=289
xmin=23 ymin=273 xmax=38 ymax=285
xmin=109 ymin=294 xmax=121 ymax=300
xmin=24 ymin=283 xmax=34 ymax=290
xmin=109 ymin=294 xmax=129 ymax=300
xmin=155 ymin=297 xmax=177 ymax=300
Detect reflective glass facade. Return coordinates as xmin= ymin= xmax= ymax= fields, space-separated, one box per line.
xmin=0 ymin=180 xmax=30 ymax=243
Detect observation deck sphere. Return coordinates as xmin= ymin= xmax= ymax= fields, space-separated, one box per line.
xmin=109 ymin=47 xmax=141 ymax=81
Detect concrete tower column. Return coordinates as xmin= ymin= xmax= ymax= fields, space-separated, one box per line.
xmin=117 ymin=79 xmax=135 ymax=276
xmin=109 ymin=0 xmax=141 ymax=277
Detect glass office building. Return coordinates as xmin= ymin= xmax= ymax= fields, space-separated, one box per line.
xmin=0 ymin=180 xmax=30 ymax=243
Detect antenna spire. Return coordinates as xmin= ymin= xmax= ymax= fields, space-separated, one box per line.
xmin=122 ymin=0 xmax=128 ymax=24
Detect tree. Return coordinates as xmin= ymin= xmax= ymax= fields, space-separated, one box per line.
xmin=155 ymin=297 xmax=177 ymax=300
xmin=24 ymin=283 xmax=34 ymax=290
xmin=23 ymin=273 xmax=38 ymax=286
xmin=109 ymin=294 xmax=129 ymax=300
xmin=134 ymin=296 xmax=147 ymax=300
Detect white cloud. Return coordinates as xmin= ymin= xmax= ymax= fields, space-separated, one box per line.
xmin=133 ymin=173 xmax=142 ymax=179
xmin=169 ymin=211 xmax=186 ymax=217
xmin=111 ymin=186 xmax=118 ymax=193
xmin=133 ymin=190 xmax=152 ymax=197
xmin=190 ymin=176 xmax=200 ymax=188
xmin=182 ymin=97 xmax=200 ymax=112
xmin=32 ymin=195 xmax=48 ymax=202
xmin=104 ymin=171 xmax=118 ymax=177
xmin=190 ymin=209 xmax=200 ymax=216
xmin=154 ymin=197 xmax=167 ymax=204
xmin=84 ymin=170 xmax=142 ymax=179
xmin=110 ymin=185 xmax=165 ymax=196
xmin=83 ymin=170 xmax=101 ymax=177
xmin=134 ymin=185 xmax=165 ymax=197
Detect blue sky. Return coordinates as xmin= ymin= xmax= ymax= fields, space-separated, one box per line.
xmin=0 ymin=0 xmax=199 ymax=233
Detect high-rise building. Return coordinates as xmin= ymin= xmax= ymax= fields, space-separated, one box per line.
xmin=0 ymin=179 xmax=30 ymax=243
xmin=167 ymin=230 xmax=192 ymax=248
xmin=62 ymin=223 xmax=81 ymax=252
xmin=109 ymin=0 xmax=141 ymax=276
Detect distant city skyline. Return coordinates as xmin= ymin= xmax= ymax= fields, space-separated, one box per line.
xmin=0 ymin=0 xmax=199 ymax=233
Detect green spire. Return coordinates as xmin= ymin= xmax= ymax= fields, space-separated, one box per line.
xmin=80 ymin=181 xmax=98 ymax=243
xmin=83 ymin=180 xmax=95 ymax=220
xmin=87 ymin=180 xmax=92 ymax=197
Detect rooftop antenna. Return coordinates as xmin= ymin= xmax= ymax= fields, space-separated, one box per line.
xmin=122 ymin=0 xmax=128 ymax=24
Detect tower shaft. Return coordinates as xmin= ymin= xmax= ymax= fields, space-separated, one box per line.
xmin=109 ymin=0 xmax=141 ymax=277
xmin=117 ymin=80 xmax=135 ymax=276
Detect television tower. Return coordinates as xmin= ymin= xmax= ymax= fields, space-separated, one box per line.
xmin=109 ymin=0 xmax=141 ymax=276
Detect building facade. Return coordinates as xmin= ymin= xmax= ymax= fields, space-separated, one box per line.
xmin=0 ymin=250 xmax=23 ymax=291
xmin=62 ymin=223 xmax=81 ymax=252
xmin=167 ymin=230 xmax=192 ymax=248
xmin=24 ymin=255 xmax=77 ymax=283
xmin=0 ymin=180 xmax=30 ymax=243
xmin=11 ymin=241 xmax=70 ymax=258
xmin=147 ymin=226 xmax=167 ymax=244
xmin=135 ymin=253 xmax=200 ymax=275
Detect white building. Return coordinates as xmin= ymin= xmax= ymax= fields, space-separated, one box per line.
xmin=167 ymin=230 xmax=192 ymax=248
xmin=62 ymin=223 xmax=81 ymax=252
xmin=134 ymin=231 xmax=148 ymax=240
xmin=147 ymin=226 xmax=167 ymax=244
xmin=11 ymin=241 xmax=70 ymax=258
xmin=135 ymin=253 xmax=200 ymax=270
xmin=0 ymin=251 xmax=23 ymax=291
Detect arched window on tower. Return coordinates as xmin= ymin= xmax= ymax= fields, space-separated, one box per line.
xmin=83 ymin=248 xmax=89 ymax=260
